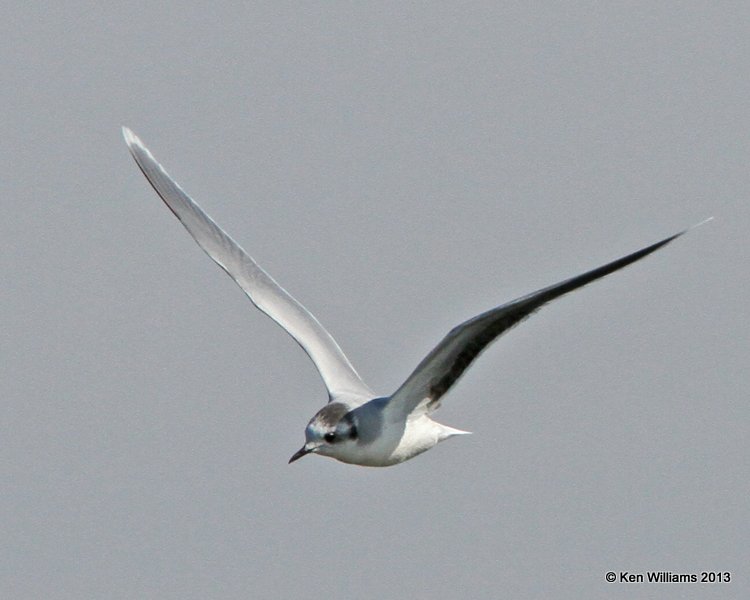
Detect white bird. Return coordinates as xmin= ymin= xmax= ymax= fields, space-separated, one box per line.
xmin=123 ymin=127 xmax=706 ymax=467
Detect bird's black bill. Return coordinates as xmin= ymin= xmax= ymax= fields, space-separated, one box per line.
xmin=288 ymin=446 xmax=311 ymax=464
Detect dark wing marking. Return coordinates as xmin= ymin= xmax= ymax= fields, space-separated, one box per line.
xmin=386 ymin=229 xmax=688 ymax=418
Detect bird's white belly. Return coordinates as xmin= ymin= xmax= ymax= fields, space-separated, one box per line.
xmin=336 ymin=415 xmax=455 ymax=467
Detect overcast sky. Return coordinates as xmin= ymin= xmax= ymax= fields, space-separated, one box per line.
xmin=2 ymin=3 xmax=748 ymax=599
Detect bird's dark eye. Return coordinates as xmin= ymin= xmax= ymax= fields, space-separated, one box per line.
xmin=324 ymin=432 xmax=336 ymax=443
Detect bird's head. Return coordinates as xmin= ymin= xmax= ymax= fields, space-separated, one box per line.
xmin=289 ymin=402 xmax=359 ymax=463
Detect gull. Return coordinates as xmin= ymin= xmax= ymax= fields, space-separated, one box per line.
xmin=123 ymin=128 xmax=707 ymax=467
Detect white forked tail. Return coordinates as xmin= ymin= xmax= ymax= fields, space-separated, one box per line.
xmin=436 ymin=423 xmax=472 ymax=441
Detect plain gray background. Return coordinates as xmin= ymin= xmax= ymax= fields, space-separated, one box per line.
xmin=2 ymin=3 xmax=747 ymax=599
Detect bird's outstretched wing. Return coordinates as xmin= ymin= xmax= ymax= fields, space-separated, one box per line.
xmin=386 ymin=228 xmax=697 ymax=419
xmin=122 ymin=128 xmax=373 ymax=403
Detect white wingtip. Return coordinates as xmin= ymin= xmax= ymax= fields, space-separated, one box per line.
xmin=121 ymin=126 xmax=140 ymax=148
xmin=688 ymin=216 xmax=714 ymax=231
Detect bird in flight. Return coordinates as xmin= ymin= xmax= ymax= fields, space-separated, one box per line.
xmin=123 ymin=128 xmax=705 ymax=467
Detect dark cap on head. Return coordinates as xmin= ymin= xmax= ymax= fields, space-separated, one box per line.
xmin=311 ymin=402 xmax=349 ymax=427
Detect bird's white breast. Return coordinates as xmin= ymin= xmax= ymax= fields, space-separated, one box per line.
xmin=335 ymin=415 xmax=463 ymax=467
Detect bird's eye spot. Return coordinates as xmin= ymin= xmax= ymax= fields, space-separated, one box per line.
xmin=324 ymin=432 xmax=336 ymax=443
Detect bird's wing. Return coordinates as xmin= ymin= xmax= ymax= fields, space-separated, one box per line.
xmin=385 ymin=228 xmax=695 ymax=420
xmin=123 ymin=128 xmax=373 ymax=402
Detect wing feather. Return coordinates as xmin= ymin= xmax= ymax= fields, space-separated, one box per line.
xmin=123 ymin=128 xmax=373 ymax=402
xmin=386 ymin=229 xmax=692 ymax=418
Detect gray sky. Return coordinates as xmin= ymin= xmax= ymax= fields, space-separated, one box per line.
xmin=2 ymin=3 xmax=748 ymax=599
